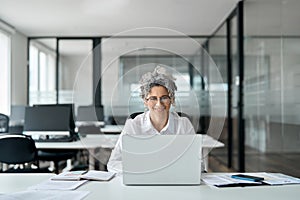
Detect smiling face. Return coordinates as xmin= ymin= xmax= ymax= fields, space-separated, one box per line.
xmin=144 ymin=85 xmax=173 ymax=116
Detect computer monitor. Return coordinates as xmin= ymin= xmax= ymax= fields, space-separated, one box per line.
xmin=77 ymin=105 xmax=104 ymax=122
xmin=33 ymin=104 xmax=75 ymax=131
xmin=10 ymin=105 xmax=26 ymax=125
xmin=23 ymin=104 xmax=76 ymax=139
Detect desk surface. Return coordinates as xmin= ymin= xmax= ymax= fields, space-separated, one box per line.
xmin=100 ymin=125 xmax=124 ymax=133
xmin=35 ymin=135 xmax=119 ymax=149
xmin=35 ymin=134 xmax=223 ymax=149
xmin=0 ymin=173 xmax=299 ymax=200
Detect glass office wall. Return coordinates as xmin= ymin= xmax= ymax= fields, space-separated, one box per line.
xmin=208 ymin=17 xmax=240 ymax=170
xmin=58 ymin=39 xmax=93 ymax=106
xmin=230 ymin=15 xmax=240 ymax=171
xmin=101 ymin=37 xmax=208 ymax=127
xmin=206 ymin=0 xmax=300 ymax=176
xmin=208 ymin=22 xmax=229 ymax=168
xmin=243 ymin=0 xmax=300 ymax=176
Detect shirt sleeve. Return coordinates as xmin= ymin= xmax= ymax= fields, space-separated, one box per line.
xmin=107 ymin=134 xmax=123 ymax=174
xmin=107 ymin=118 xmax=135 ymax=174
xmin=180 ymin=116 xmax=196 ymax=135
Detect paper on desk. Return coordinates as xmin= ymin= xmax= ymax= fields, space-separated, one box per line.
xmin=202 ymin=174 xmax=262 ymax=188
xmin=27 ymin=179 xmax=88 ymax=190
xmin=0 ymin=190 xmax=89 ymax=200
xmin=258 ymin=172 xmax=300 ymax=185
xmin=202 ymin=172 xmax=300 ymax=188
xmin=51 ymin=170 xmax=87 ymax=181
xmin=80 ymin=170 xmax=116 ymax=181
xmin=51 ymin=170 xmax=116 ymax=181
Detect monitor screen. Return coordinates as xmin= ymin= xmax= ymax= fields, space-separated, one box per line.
xmin=24 ymin=105 xmax=73 ymax=132
xmin=10 ymin=105 xmax=26 ymax=122
xmin=77 ymin=105 xmax=104 ymax=122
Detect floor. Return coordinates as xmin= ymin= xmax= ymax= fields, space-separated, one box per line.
xmin=208 ymin=145 xmax=300 ymax=178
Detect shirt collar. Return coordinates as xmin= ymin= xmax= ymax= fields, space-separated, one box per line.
xmin=145 ymin=111 xmax=175 ymax=134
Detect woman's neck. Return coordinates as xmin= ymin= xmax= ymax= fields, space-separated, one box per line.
xmin=149 ymin=112 xmax=169 ymax=132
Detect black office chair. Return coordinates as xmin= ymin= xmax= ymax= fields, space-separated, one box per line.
xmin=0 ymin=113 xmax=9 ymax=133
xmin=0 ymin=134 xmax=49 ymax=173
xmin=37 ymin=149 xmax=77 ymax=174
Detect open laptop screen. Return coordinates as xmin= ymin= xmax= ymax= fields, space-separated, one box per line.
xmin=122 ymin=134 xmax=202 ymax=185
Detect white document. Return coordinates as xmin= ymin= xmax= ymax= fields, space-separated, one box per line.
xmin=202 ymin=174 xmax=261 ymax=188
xmin=51 ymin=170 xmax=116 ymax=181
xmin=80 ymin=170 xmax=116 ymax=181
xmin=27 ymin=179 xmax=88 ymax=190
xmin=260 ymin=173 xmax=300 ymax=185
xmin=0 ymin=190 xmax=89 ymax=200
xmin=202 ymin=173 xmax=300 ymax=188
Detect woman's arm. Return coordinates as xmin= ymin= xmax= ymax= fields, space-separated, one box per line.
xmin=107 ymin=134 xmax=123 ymax=173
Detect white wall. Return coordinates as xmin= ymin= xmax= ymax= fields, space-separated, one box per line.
xmin=11 ymin=31 xmax=27 ymax=105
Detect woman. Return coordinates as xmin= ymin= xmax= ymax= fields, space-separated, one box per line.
xmin=107 ymin=66 xmax=196 ymax=173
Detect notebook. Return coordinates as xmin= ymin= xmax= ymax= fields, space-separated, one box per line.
xmin=122 ymin=134 xmax=202 ymax=185
xmin=51 ymin=170 xmax=116 ymax=181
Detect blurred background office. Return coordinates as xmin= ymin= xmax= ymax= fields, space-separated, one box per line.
xmin=0 ymin=0 xmax=299 ymax=177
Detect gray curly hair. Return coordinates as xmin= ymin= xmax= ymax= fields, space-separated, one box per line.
xmin=139 ymin=66 xmax=177 ymax=99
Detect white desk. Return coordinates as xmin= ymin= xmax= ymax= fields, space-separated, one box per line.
xmin=35 ymin=134 xmax=223 ymax=171
xmin=0 ymin=173 xmax=53 ymax=193
xmin=0 ymin=173 xmax=299 ymax=200
xmin=202 ymin=135 xmax=224 ymax=170
xmin=100 ymin=125 xmax=124 ymax=134
xmin=36 ymin=135 xmax=119 ymax=170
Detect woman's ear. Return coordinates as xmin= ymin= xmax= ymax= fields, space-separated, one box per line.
xmin=171 ymin=97 xmax=175 ymax=105
xmin=143 ymin=99 xmax=148 ymax=107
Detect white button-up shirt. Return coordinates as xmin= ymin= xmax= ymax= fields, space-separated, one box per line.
xmin=107 ymin=111 xmax=196 ymax=173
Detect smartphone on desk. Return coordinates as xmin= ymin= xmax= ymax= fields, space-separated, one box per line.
xmin=231 ymin=174 xmax=264 ymax=182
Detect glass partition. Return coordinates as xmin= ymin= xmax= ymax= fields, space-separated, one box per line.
xmin=58 ymin=39 xmax=93 ymax=106
xmin=243 ymin=0 xmax=300 ymax=176
xmin=207 ymin=20 xmax=231 ymax=169
xmin=100 ymin=36 xmax=210 ymax=128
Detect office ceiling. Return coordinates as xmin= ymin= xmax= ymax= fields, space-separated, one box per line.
xmin=1 ymin=0 xmax=299 ymax=56
xmin=0 ymin=0 xmax=240 ymax=37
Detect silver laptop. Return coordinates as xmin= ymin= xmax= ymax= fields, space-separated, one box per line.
xmin=122 ymin=134 xmax=202 ymax=185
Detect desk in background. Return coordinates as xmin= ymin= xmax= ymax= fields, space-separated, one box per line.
xmin=100 ymin=125 xmax=124 ymax=134
xmin=101 ymin=125 xmax=224 ymax=170
xmin=36 ymin=130 xmax=223 ymax=171
xmin=0 ymin=173 xmax=299 ymax=200
xmin=35 ymin=135 xmax=119 ymax=170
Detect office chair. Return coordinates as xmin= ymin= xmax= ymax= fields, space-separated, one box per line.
xmin=129 ymin=111 xmax=190 ymax=119
xmin=37 ymin=149 xmax=77 ymax=174
xmin=0 ymin=134 xmax=49 ymax=173
xmin=0 ymin=113 xmax=9 ymax=133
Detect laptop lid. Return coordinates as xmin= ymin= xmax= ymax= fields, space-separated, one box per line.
xmin=122 ymin=134 xmax=202 ymax=185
